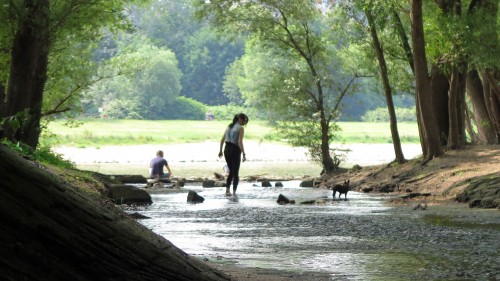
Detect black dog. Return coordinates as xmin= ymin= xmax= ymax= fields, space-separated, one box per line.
xmin=332 ymin=179 xmax=350 ymax=200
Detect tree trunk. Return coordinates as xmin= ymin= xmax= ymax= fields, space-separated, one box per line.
xmin=430 ymin=65 xmax=450 ymax=145
xmin=415 ymin=92 xmax=426 ymax=153
xmin=0 ymin=83 xmax=5 ymax=115
xmin=410 ymin=0 xmax=444 ymax=161
xmin=448 ymin=69 xmax=460 ymax=149
xmin=447 ymin=69 xmax=467 ymax=148
xmin=320 ymin=115 xmax=335 ymax=172
xmin=306 ymin=56 xmax=335 ymax=173
xmin=482 ymin=71 xmax=500 ymax=142
xmin=3 ymin=0 xmax=50 ymax=149
xmin=484 ymin=71 xmax=500 ymax=107
xmin=366 ymin=10 xmax=405 ymax=164
xmin=457 ymin=71 xmax=467 ymax=144
xmin=317 ymin=78 xmax=335 ymax=172
xmin=464 ymin=105 xmax=480 ymax=143
xmin=477 ymin=0 xmax=500 ymax=142
xmin=466 ymin=70 xmax=497 ymax=144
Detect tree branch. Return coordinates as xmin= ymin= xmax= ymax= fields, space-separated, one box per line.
xmin=327 ymin=74 xmax=371 ymax=123
xmin=42 ymin=72 xmax=124 ymax=117
xmin=305 ymin=88 xmax=320 ymax=105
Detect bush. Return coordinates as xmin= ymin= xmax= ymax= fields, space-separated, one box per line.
xmin=361 ymin=106 xmax=416 ymax=122
xmin=164 ymin=96 xmax=206 ymax=120
xmin=101 ymin=99 xmax=143 ymax=120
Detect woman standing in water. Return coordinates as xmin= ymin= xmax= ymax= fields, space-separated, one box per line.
xmin=218 ymin=113 xmax=248 ymax=196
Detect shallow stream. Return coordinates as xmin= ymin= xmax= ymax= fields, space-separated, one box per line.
xmin=135 ymin=182 xmax=500 ymax=280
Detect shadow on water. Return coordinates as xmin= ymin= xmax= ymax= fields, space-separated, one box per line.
xmin=135 ymin=181 xmax=500 ymax=281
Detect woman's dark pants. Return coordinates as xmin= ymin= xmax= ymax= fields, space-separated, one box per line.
xmin=224 ymin=142 xmax=241 ymax=192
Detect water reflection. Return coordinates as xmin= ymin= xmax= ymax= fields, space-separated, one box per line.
xmin=136 ymin=182 xmax=500 ymax=280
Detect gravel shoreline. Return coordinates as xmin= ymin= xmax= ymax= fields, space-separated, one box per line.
xmin=204 ymin=261 xmax=333 ymax=281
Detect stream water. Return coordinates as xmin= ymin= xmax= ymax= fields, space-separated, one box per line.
xmin=134 ymin=182 xmax=500 ymax=281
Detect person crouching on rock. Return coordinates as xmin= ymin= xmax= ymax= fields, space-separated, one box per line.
xmin=218 ymin=113 xmax=248 ymax=196
xmin=150 ymin=150 xmax=172 ymax=180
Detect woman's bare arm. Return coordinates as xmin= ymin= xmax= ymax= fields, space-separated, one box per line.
xmin=218 ymin=129 xmax=226 ymax=158
xmin=238 ymin=127 xmax=246 ymax=162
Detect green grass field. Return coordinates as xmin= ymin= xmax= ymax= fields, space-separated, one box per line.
xmin=44 ymin=119 xmax=420 ymax=177
xmin=336 ymin=122 xmax=419 ymax=144
xmin=43 ymin=119 xmax=419 ymax=147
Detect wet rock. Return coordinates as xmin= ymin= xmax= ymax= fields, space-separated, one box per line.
xmin=187 ymin=191 xmax=205 ymax=203
xmin=275 ymin=182 xmax=284 ymax=187
xmin=129 ymin=212 xmax=150 ymax=219
xmin=262 ymin=180 xmax=272 ymax=187
xmin=107 ymin=185 xmax=152 ymax=205
xmin=151 ymin=181 xmax=165 ymax=188
xmin=149 ymin=177 xmax=172 ymax=183
xmin=277 ymin=194 xmax=295 ymax=205
xmin=202 ymin=180 xmax=215 ymax=188
xmin=175 ymin=178 xmax=186 ymax=188
xmin=214 ymin=181 xmax=226 ymax=187
xmin=299 ymin=179 xmax=314 ymax=187
xmin=214 ymin=172 xmax=225 ymax=180
xmin=112 ymin=175 xmax=148 ymax=184
xmin=146 ymin=178 xmax=175 ymax=188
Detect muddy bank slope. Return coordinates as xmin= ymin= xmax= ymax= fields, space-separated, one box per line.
xmin=0 ymin=144 xmax=231 ymax=281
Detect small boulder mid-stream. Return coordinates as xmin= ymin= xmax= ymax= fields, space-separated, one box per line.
xmin=276 ymin=194 xmax=295 ymax=205
xmin=0 ymin=145 xmax=231 ymax=281
xmin=187 ymin=190 xmax=205 ymax=203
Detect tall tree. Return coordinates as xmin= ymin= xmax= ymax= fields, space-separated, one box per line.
xmin=364 ymin=5 xmax=406 ymax=164
xmin=181 ymin=27 xmax=244 ymax=105
xmin=83 ymin=42 xmax=183 ymax=120
xmin=194 ymin=0 xmax=358 ymax=172
xmin=410 ymin=0 xmax=444 ymax=161
xmin=336 ymin=0 xmax=410 ymax=163
xmin=136 ymin=1 xmax=244 ymax=105
xmin=466 ymin=69 xmax=496 ymax=143
xmin=463 ymin=0 xmax=497 ymax=143
xmin=474 ymin=0 xmax=500 ymax=143
xmin=0 ymin=0 xmax=145 ymax=149
xmin=422 ymin=0 xmax=499 ymax=145
xmin=2 ymin=0 xmax=50 ymax=148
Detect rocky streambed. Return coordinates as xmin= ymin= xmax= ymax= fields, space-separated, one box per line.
xmin=131 ymin=182 xmax=500 ymax=280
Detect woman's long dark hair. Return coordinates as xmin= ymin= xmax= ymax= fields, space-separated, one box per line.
xmin=228 ymin=113 xmax=248 ymax=128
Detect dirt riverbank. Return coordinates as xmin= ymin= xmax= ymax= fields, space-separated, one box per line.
xmin=339 ymin=144 xmax=500 ymax=205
